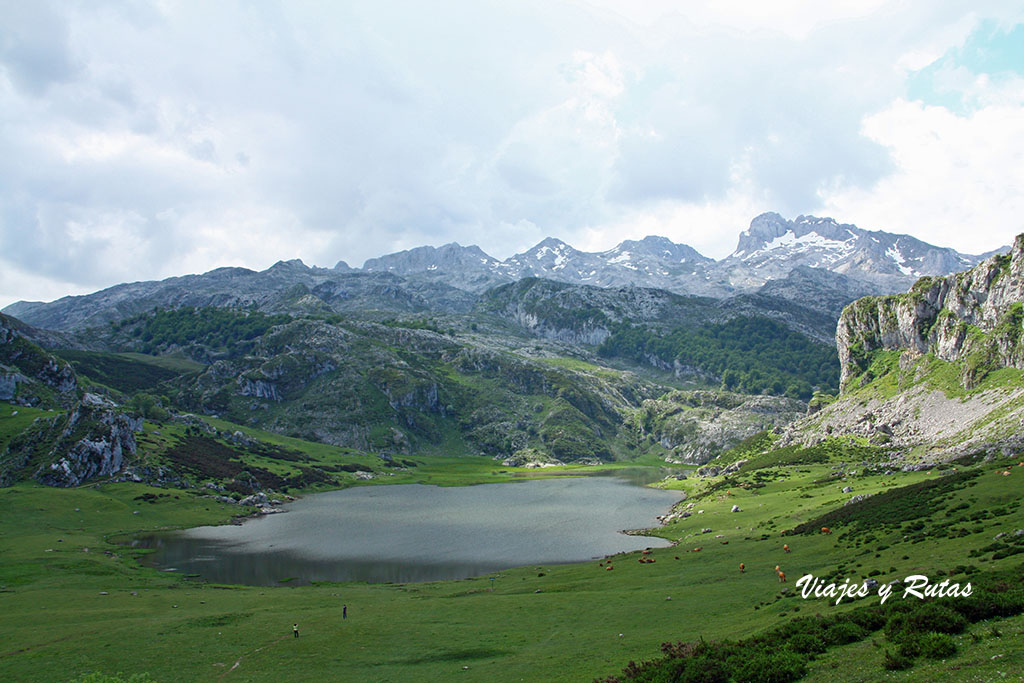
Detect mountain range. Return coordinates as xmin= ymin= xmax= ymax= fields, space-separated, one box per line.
xmin=4 ymin=212 xmax=1004 ymax=334
xmin=359 ymin=211 xmax=1000 ymax=296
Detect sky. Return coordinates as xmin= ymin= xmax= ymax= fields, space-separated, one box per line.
xmin=2 ymin=1 xmax=1023 ymax=308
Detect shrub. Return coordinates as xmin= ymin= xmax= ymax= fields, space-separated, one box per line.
xmin=882 ymin=650 xmax=914 ymax=671
xmin=730 ymin=650 xmax=807 ymax=683
xmin=919 ymin=633 xmax=957 ymax=659
xmin=823 ymin=621 xmax=868 ymax=645
xmin=951 ymin=589 xmax=1024 ymax=622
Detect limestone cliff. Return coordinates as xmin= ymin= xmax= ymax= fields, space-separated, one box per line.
xmin=837 ymin=233 xmax=1024 ymax=392
xmin=777 ymin=233 xmax=1024 ymax=461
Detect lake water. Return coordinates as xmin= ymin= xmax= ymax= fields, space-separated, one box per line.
xmin=136 ymin=474 xmax=683 ymax=585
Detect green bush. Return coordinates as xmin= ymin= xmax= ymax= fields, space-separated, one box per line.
xmin=882 ymin=650 xmax=914 ymax=671
xmin=731 ymin=650 xmax=807 ymax=682
xmin=951 ymin=588 xmax=1024 ymax=621
xmin=919 ymin=633 xmax=957 ymax=659
xmin=823 ymin=620 xmax=868 ymax=645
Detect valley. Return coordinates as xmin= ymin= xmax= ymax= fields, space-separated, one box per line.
xmin=1 ymin=220 xmax=1022 ymax=682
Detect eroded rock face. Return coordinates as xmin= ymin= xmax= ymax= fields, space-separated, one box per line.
xmin=0 ymin=314 xmax=78 ymax=401
xmin=837 ymin=234 xmax=1024 ymax=391
xmin=33 ymin=404 xmax=143 ymax=487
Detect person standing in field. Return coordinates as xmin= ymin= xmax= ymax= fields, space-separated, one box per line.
xmin=293 ymin=623 xmax=299 ymax=638
xmin=343 ymin=604 xmax=347 ymax=619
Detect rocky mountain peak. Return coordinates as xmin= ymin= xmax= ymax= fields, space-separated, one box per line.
xmin=606 ymin=235 xmax=711 ymax=264
xmin=267 ymin=259 xmax=309 ymax=272
xmin=791 ymin=215 xmax=855 ymax=242
xmin=362 ymin=242 xmax=500 ymax=273
xmin=735 ymin=212 xmax=790 ymax=254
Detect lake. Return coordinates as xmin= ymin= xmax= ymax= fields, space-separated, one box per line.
xmin=135 ymin=473 xmax=683 ymax=585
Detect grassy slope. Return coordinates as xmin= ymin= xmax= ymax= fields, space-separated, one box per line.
xmin=0 ymin=402 xmax=54 ymax=450
xmin=51 ymin=350 xmax=204 ymax=395
xmin=3 ymin=402 xmax=1024 ymax=681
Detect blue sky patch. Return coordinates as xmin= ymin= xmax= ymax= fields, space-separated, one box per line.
xmin=907 ymin=19 xmax=1024 ymax=113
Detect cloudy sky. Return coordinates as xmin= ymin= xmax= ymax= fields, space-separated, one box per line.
xmin=2 ymin=1 xmax=1023 ymax=308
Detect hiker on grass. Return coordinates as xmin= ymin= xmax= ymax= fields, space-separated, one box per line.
xmin=343 ymin=604 xmax=347 ymax=619
xmin=293 ymin=623 xmax=299 ymax=638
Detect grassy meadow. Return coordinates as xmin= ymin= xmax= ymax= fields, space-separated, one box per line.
xmin=2 ymin=403 xmax=1023 ymax=681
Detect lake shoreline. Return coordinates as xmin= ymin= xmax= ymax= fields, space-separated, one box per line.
xmin=139 ymin=472 xmax=685 ymax=585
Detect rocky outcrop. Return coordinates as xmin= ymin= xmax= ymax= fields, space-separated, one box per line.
xmin=0 ymin=372 xmax=25 ymax=400
xmin=35 ymin=404 xmax=143 ymax=487
xmin=0 ymin=400 xmax=143 ymax=488
xmin=0 ymin=313 xmax=78 ymax=406
xmin=838 ymin=234 xmax=1024 ymax=391
xmin=635 ymin=391 xmax=805 ymax=465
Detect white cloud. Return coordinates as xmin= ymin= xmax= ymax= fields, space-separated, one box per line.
xmin=1 ymin=0 xmax=1023 ymax=309
xmin=821 ymin=96 xmax=1024 ymax=253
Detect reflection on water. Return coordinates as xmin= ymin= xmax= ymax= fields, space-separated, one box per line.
xmin=136 ymin=476 xmax=682 ymax=586
xmin=589 ymin=467 xmax=690 ymax=486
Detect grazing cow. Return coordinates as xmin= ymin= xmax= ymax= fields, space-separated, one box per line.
xmin=739 ymin=563 xmax=745 ymax=573
xmin=821 ymin=527 xmax=832 ymax=534
xmin=775 ymin=565 xmax=780 ymax=572
xmin=693 ymin=547 xmax=702 ymax=552
xmin=720 ymin=540 xmax=729 ymax=545
xmin=778 ymin=570 xmax=786 ymax=582
xmin=606 ymin=565 xmax=613 ymax=571
xmin=783 ymin=544 xmax=790 ymax=553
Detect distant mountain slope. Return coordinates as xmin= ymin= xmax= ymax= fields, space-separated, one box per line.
xmin=352 ymin=212 xmax=999 ymax=298
xmin=482 ymin=277 xmax=838 ymax=345
xmin=756 ymin=265 xmax=880 ymax=318
xmin=722 ymin=213 xmax=989 ymax=293
xmin=5 ymin=263 xmax=479 ymax=332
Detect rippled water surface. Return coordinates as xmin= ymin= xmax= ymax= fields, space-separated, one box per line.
xmin=138 ymin=474 xmax=682 ymax=585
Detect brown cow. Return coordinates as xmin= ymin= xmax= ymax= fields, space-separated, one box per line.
xmin=778 ymin=570 xmax=787 ymax=582
xmin=821 ymin=527 xmax=832 ymax=534
xmin=739 ymin=563 xmax=745 ymax=573
xmin=783 ymin=544 xmax=790 ymax=553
